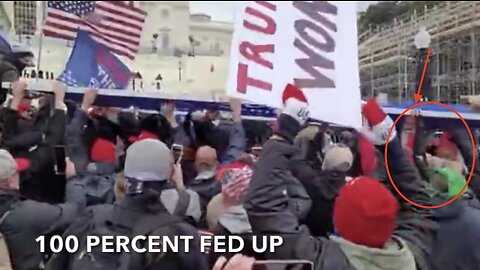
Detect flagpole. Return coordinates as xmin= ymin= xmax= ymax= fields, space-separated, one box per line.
xmin=36 ymin=34 xmax=43 ymax=75
xmin=35 ymin=1 xmax=44 ymax=75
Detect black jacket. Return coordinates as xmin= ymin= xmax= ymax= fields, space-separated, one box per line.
xmin=244 ymin=115 xmax=437 ymax=270
xmin=70 ymin=162 xmax=116 ymax=206
xmin=429 ymin=196 xmax=480 ymax=270
xmin=2 ymin=108 xmax=67 ymax=203
xmin=0 ymin=59 xmax=20 ymax=83
xmin=0 ymin=180 xmax=86 ymax=270
xmin=449 ymin=127 xmax=480 ymax=199
xmin=46 ymin=192 xmax=208 ymax=270
xmin=291 ymin=152 xmax=346 ymax=237
xmin=0 ymin=58 xmax=22 ymax=105
xmin=65 ymin=107 xmax=117 ymax=202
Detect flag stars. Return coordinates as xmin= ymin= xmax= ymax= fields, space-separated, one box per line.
xmin=49 ymin=1 xmax=94 ymax=17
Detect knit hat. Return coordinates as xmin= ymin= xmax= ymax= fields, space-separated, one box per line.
xmin=361 ymin=98 xmax=396 ymax=145
xmin=322 ymin=145 xmax=353 ymax=172
xmin=435 ymin=132 xmax=459 ymax=160
xmin=333 ymin=177 xmax=399 ymax=248
xmin=217 ymin=161 xmax=253 ymax=203
xmin=90 ymin=138 xmax=116 ymax=163
xmin=281 ymin=84 xmax=309 ymax=125
xmin=128 ymin=130 xmax=159 ymax=143
xmin=125 ymin=139 xmax=173 ymax=181
xmin=0 ymin=150 xmax=30 ymax=181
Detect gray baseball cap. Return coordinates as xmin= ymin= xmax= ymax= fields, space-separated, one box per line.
xmin=124 ymin=139 xmax=173 ymax=181
xmin=322 ymin=145 xmax=353 ymax=172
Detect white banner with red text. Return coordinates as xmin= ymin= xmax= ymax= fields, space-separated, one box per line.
xmin=226 ymin=1 xmax=362 ymax=128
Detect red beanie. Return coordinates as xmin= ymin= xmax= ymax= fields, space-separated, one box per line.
xmin=333 ymin=177 xmax=399 ymax=248
xmin=436 ymin=132 xmax=458 ymax=157
xmin=128 ymin=130 xmax=158 ymax=143
xmin=281 ymin=84 xmax=309 ymax=124
xmin=90 ymin=138 xmax=116 ymax=163
xmin=362 ymin=98 xmax=386 ymax=127
xmin=361 ymin=98 xmax=396 ymax=145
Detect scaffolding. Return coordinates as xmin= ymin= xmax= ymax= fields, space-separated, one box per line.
xmin=13 ymin=1 xmax=37 ymax=37
xmin=359 ymin=1 xmax=480 ymax=103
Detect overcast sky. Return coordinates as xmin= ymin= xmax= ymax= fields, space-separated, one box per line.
xmin=189 ymin=1 xmax=376 ymax=22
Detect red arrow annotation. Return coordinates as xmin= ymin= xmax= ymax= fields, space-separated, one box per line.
xmin=413 ymin=48 xmax=432 ymax=103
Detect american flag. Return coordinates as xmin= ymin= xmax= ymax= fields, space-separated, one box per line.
xmin=43 ymin=1 xmax=146 ymax=59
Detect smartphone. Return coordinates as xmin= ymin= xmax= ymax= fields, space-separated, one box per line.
xmin=172 ymin=144 xmax=183 ymax=164
xmin=252 ymin=260 xmax=314 ymax=270
xmin=53 ymin=145 xmax=66 ymax=175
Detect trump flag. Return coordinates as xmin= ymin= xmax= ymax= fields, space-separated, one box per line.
xmin=59 ymin=30 xmax=131 ymax=90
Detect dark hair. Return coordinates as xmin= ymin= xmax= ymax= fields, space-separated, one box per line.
xmin=138 ymin=114 xmax=173 ymax=146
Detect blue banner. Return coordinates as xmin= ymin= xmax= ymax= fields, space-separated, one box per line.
xmin=59 ymin=30 xmax=131 ymax=89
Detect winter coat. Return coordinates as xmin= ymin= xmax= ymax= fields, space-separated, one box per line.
xmin=2 ymin=108 xmax=67 ymax=203
xmin=45 ymin=191 xmax=208 ymax=270
xmin=429 ymin=196 xmax=480 ymax=270
xmin=0 ymin=180 xmax=85 ymax=270
xmin=207 ymin=203 xmax=263 ymax=266
xmin=244 ymin=115 xmax=437 ymax=270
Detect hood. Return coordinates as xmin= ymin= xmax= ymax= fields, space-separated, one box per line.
xmin=434 ymin=167 xmax=467 ymax=199
xmin=218 ymin=205 xmax=252 ymax=234
xmin=432 ymin=196 xmax=475 ymax=220
xmin=330 ymin=235 xmax=416 ymax=270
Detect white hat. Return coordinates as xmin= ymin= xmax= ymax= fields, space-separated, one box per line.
xmin=0 ymin=150 xmax=29 ymax=181
xmin=281 ymin=84 xmax=310 ymax=125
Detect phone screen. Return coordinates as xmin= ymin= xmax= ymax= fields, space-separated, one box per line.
xmin=252 ymin=260 xmax=313 ymax=270
xmin=172 ymin=144 xmax=183 ymax=164
xmin=54 ymin=145 xmax=66 ymax=175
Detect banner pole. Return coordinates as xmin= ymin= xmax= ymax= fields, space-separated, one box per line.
xmin=35 ymin=1 xmax=45 ymax=75
xmin=36 ymin=34 xmax=43 ymax=74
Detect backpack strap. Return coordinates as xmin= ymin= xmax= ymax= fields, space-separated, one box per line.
xmin=117 ymin=211 xmax=183 ymax=270
xmin=174 ymin=190 xmax=191 ymax=216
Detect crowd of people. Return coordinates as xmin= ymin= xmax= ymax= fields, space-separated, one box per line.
xmin=0 ymin=39 xmax=479 ymax=270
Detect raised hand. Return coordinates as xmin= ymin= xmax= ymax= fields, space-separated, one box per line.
xmin=81 ymin=89 xmax=97 ymax=112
